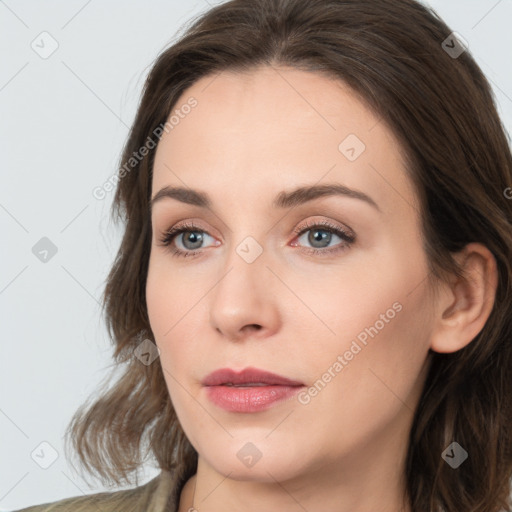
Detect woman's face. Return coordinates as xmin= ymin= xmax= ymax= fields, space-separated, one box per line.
xmin=146 ymin=66 xmax=435 ymax=483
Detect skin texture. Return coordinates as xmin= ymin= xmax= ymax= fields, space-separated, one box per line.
xmin=146 ymin=66 xmax=498 ymax=512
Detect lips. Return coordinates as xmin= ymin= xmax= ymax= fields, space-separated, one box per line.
xmin=201 ymin=367 xmax=304 ymax=387
xmin=202 ymin=367 xmax=305 ymax=413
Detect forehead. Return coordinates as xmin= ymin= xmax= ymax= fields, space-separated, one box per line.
xmin=152 ymin=66 xmax=418 ymax=217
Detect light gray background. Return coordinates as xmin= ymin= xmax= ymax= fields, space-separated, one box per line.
xmin=1 ymin=0 xmax=511 ymax=509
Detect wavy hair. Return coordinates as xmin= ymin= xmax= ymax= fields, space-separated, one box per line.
xmin=64 ymin=0 xmax=512 ymax=510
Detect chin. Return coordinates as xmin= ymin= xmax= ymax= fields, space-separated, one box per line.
xmin=197 ymin=438 xmax=310 ymax=483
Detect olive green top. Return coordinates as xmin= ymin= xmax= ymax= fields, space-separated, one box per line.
xmin=12 ymin=468 xmax=188 ymax=512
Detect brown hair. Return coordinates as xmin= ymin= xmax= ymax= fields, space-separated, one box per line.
xmin=65 ymin=0 xmax=512 ymax=510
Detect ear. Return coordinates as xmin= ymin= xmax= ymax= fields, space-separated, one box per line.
xmin=429 ymin=242 xmax=498 ymax=354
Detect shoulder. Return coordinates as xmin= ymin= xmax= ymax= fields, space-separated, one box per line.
xmin=10 ymin=470 xmax=175 ymax=512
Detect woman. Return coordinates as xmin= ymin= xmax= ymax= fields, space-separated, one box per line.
xmin=15 ymin=0 xmax=512 ymax=510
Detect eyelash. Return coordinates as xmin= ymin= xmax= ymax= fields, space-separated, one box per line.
xmin=157 ymin=220 xmax=356 ymax=259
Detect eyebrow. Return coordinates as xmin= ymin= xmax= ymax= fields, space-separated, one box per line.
xmin=150 ymin=183 xmax=381 ymax=212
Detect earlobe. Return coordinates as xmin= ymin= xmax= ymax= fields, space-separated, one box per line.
xmin=429 ymin=243 xmax=498 ymax=354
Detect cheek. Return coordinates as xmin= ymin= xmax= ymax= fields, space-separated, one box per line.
xmin=312 ymin=280 xmax=432 ymax=427
xmin=288 ymin=289 xmax=432 ymax=466
xmin=146 ymin=265 xmax=170 ymax=340
xmin=291 ymin=242 xmax=432 ymax=398
xmin=277 ymin=260 xmax=405 ymax=354
xmin=146 ymin=255 xmax=205 ymax=377
xmin=146 ymin=266 xmax=197 ymax=425
xmin=146 ymin=254 xmax=190 ymax=339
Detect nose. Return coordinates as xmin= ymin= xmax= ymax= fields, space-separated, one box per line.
xmin=208 ymin=242 xmax=281 ymax=342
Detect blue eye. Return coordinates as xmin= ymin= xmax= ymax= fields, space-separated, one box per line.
xmin=291 ymin=220 xmax=355 ymax=256
xmin=158 ymin=222 xmax=217 ymax=258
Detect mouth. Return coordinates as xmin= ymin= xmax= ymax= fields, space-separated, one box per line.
xmin=201 ymin=366 xmax=304 ymax=387
xmin=202 ymin=367 xmax=305 ymax=413
xmin=223 ymin=382 xmax=271 ymax=387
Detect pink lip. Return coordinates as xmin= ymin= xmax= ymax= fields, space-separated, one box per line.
xmin=202 ymin=367 xmax=304 ymax=387
xmin=202 ymin=367 xmax=305 ymax=413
